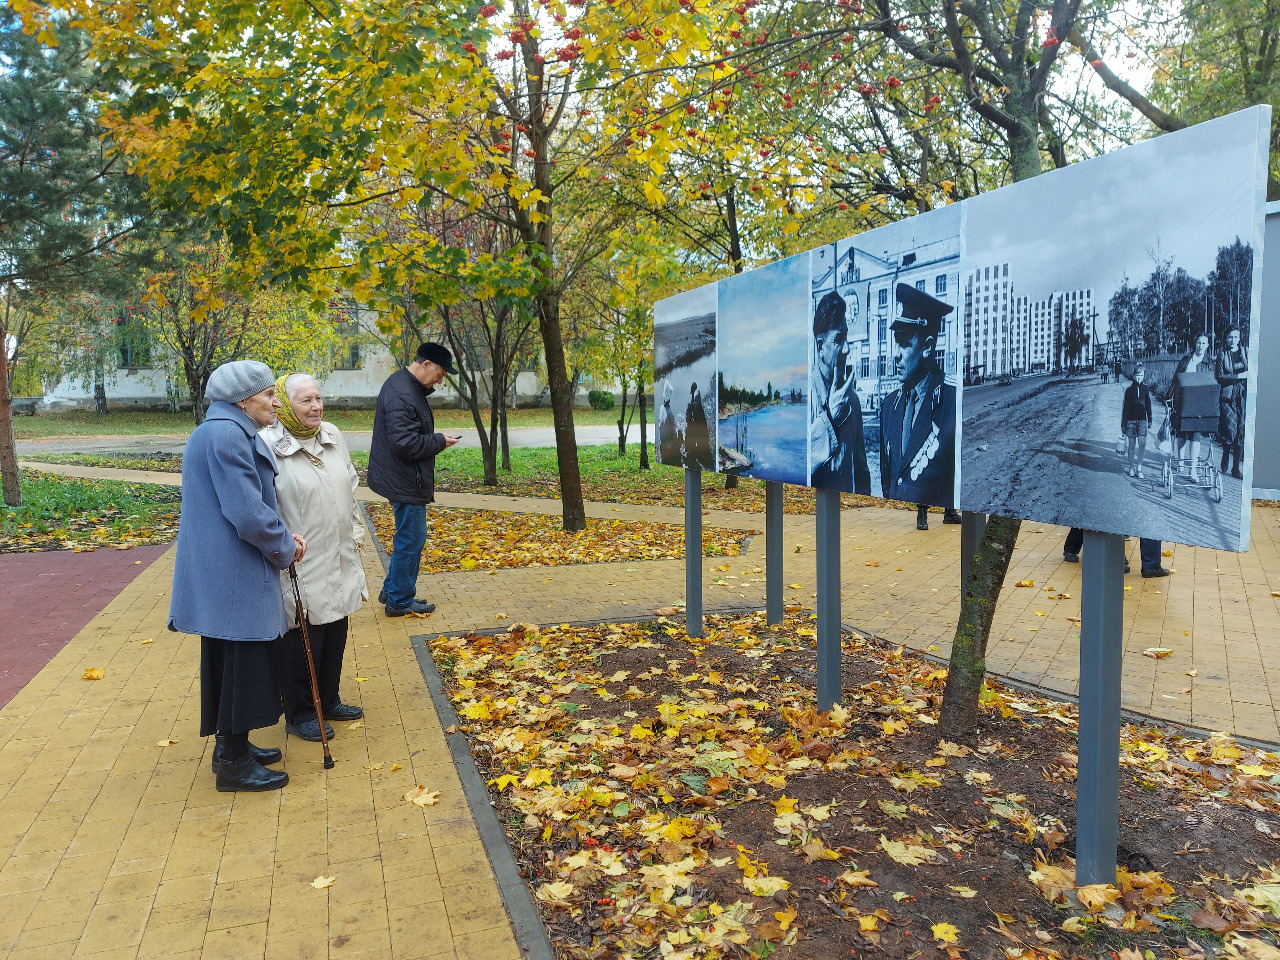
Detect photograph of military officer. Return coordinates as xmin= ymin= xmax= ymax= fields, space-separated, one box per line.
xmin=880 ymin=283 xmax=958 ymax=507
xmin=808 ymin=290 xmax=871 ymax=494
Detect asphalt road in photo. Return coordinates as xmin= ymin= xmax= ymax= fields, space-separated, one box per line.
xmin=961 ymin=374 xmax=1244 ymax=549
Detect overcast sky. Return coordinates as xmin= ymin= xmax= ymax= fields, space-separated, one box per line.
xmin=654 ymin=282 xmax=717 ymax=326
xmin=717 ymin=253 xmax=809 ymax=393
xmin=967 ymin=106 xmax=1268 ymax=326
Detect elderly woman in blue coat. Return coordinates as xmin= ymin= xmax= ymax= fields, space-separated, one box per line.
xmin=169 ymin=360 xmax=307 ymax=792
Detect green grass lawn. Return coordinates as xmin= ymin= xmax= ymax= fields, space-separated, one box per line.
xmin=1 ymin=471 xmax=182 ymax=552
xmin=12 ymin=405 xmax=631 ymax=439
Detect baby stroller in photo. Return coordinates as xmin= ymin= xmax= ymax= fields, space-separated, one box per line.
xmin=1160 ymin=369 xmax=1222 ymax=503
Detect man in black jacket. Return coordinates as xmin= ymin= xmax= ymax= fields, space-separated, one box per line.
xmin=368 ymin=342 xmax=460 ymax=616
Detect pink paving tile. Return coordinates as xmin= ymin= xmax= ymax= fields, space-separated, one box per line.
xmin=0 ymin=544 xmax=171 ymax=707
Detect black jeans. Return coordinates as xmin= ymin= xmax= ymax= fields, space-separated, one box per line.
xmin=279 ymin=616 xmax=349 ymax=724
xmin=1064 ymin=529 xmax=1160 ymax=570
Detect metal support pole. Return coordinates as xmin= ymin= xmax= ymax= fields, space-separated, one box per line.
xmin=815 ymin=488 xmax=842 ymax=711
xmin=960 ymin=511 xmax=987 ymax=591
xmin=684 ymin=469 xmax=703 ymax=638
xmin=765 ymin=481 xmax=784 ymax=625
xmin=1076 ymin=530 xmax=1126 ymax=886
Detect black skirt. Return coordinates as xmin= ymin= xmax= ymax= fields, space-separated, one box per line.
xmin=200 ymin=636 xmax=284 ymax=736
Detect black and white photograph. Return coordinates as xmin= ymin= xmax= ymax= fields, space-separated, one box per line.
xmin=959 ymin=105 xmax=1270 ymax=552
xmin=716 ymin=254 xmax=809 ymax=485
xmin=654 ymin=283 xmax=718 ymax=471
xmin=808 ymin=205 xmax=964 ymax=504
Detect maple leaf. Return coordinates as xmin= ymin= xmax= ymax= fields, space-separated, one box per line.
xmin=390 ymin=763 xmax=403 ymax=772
xmin=1142 ymin=647 xmax=1174 ymax=659
xmin=536 ymin=880 xmax=574 ymax=902
xmin=1076 ymin=882 xmax=1121 ymax=913
xmin=936 ymin=739 xmax=972 ymax=757
xmin=773 ymin=795 xmax=797 ymax=815
xmin=931 ymin=922 xmax=960 ymax=943
xmin=774 ymin=904 xmax=797 ymax=931
xmin=879 ymin=835 xmax=938 ymax=865
xmin=837 ymin=869 xmax=878 ymax=888
xmin=744 ymin=875 xmax=790 ymax=896
xmin=82 ymin=668 xmax=104 ymax=680
xmin=403 ymin=786 xmax=441 ymax=806
xmin=1014 ymin=579 xmax=1034 ymax=587
xmin=156 ymin=738 xmax=179 ymax=747
xmin=311 ymin=875 xmax=336 ymax=889
xmin=949 ymin=885 xmax=977 ymax=898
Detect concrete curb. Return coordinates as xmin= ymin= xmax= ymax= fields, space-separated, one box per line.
xmin=409 ymin=635 xmax=556 ymax=960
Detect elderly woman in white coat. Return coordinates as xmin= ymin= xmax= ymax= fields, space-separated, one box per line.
xmin=261 ymin=372 xmax=369 ymax=742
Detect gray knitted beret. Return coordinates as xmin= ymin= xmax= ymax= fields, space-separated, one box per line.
xmin=206 ymin=360 xmax=275 ymax=404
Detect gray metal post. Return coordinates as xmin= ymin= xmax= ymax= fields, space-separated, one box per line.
xmin=960 ymin=511 xmax=987 ymax=590
xmin=815 ymin=488 xmax=842 ymax=711
xmin=684 ymin=469 xmax=703 ymax=638
xmin=1076 ymin=530 xmax=1126 ymax=886
xmin=766 ymin=481 xmax=784 ymax=625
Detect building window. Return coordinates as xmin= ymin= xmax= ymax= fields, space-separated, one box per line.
xmin=878 ymin=288 xmax=888 ymax=308
xmin=915 ymin=279 xmax=926 ymax=292
xmin=878 ymin=317 xmax=887 ymax=342
xmin=860 ymin=357 xmax=870 ymax=379
xmin=1003 ymin=264 xmax=1008 ymax=277
xmin=935 ymin=275 xmax=947 ymax=295
xmin=878 ymin=355 xmax=886 ymax=377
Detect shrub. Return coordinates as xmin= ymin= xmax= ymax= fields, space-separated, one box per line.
xmin=587 ymin=389 xmax=615 ymax=411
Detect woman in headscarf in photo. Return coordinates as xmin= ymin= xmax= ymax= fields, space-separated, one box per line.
xmin=169 ymin=360 xmax=305 ymax=792
xmin=261 ymin=372 xmax=369 ymax=743
xmin=1216 ymin=325 xmax=1248 ymax=479
xmin=657 ymin=379 xmax=681 ymax=465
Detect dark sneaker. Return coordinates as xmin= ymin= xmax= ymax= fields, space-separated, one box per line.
xmin=385 ymin=599 xmax=436 ymax=616
xmin=211 ymin=737 xmax=282 ymax=774
xmin=287 ymin=718 xmax=335 ymax=741
xmin=216 ymin=753 xmax=289 ymax=792
xmin=1141 ymin=566 xmax=1170 ymax=578
xmin=943 ymin=509 xmax=963 ymax=524
xmin=323 ymin=701 xmax=364 ymax=721
xmin=378 ymin=587 xmax=387 ymax=604
xmin=1063 ymin=552 xmax=1080 ymax=563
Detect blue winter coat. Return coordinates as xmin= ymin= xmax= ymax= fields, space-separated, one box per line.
xmin=168 ymin=401 xmax=295 ymax=641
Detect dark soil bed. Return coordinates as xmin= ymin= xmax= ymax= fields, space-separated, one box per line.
xmin=430 ymin=613 xmax=1280 ymax=960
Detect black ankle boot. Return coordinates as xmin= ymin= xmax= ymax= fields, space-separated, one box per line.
xmin=1232 ymin=447 xmax=1243 ymax=480
xmin=216 ymin=752 xmax=289 ymax=792
xmin=1221 ymin=448 xmax=1231 ymax=472
xmin=211 ymin=735 xmax=283 ymax=774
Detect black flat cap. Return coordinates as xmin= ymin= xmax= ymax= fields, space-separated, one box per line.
xmin=415 ymin=341 xmax=456 ymax=374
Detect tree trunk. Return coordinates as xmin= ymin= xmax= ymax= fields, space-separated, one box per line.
xmin=939 ymin=100 xmax=1043 ymax=731
xmin=189 ymin=368 xmax=208 ymax=425
xmin=93 ymin=362 xmax=109 ymax=416
xmin=500 ymin=397 xmax=511 ymax=472
xmin=0 ymin=334 xmax=21 ymax=507
xmin=940 ymin=514 xmax=1022 ymax=737
xmin=638 ymin=376 xmax=649 ymax=470
xmin=537 ymin=289 xmax=586 ymax=530
xmin=617 ymin=377 xmax=629 ymax=456
xmin=725 ymin=185 xmax=744 ymax=274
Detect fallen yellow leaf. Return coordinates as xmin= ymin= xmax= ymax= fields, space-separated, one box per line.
xmin=932 ymin=921 xmax=961 ymax=943
xmin=354 ymin=677 xmax=370 ymax=682
xmin=157 ymin=739 xmax=179 ymax=747
xmin=390 ymin=763 xmax=403 ymax=771
xmin=774 ymin=905 xmax=797 ymax=931
xmin=880 ymin=835 xmax=937 ymax=865
xmin=364 ymin=762 xmax=384 ymax=771
xmin=1015 ymin=579 xmax=1035 ymax=587
xmin=403 ymin=785 xmax=441 ymax=806
xmin=536 ymin=880 xmax=574 ymax=901
xmin=1142 ymin=647 xmax=1174 ymax=659
xmin=311 ymin=875 xmax=336 ymax=889
xmin=83 ymin=668 xmax=104 ymax=680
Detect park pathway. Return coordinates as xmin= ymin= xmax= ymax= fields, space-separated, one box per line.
xmin=17 ymin=457 xmax=1280 ymax=744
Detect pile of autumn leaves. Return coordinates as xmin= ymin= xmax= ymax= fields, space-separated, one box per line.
xmin=429 ymin=613 xmax=1280 ymax=960
xmin=366 ymin=503 xmax=747 ymax=571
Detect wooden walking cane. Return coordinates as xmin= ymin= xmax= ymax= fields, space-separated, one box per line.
xmin=288 ymin=563 xmax=335 ymax=769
